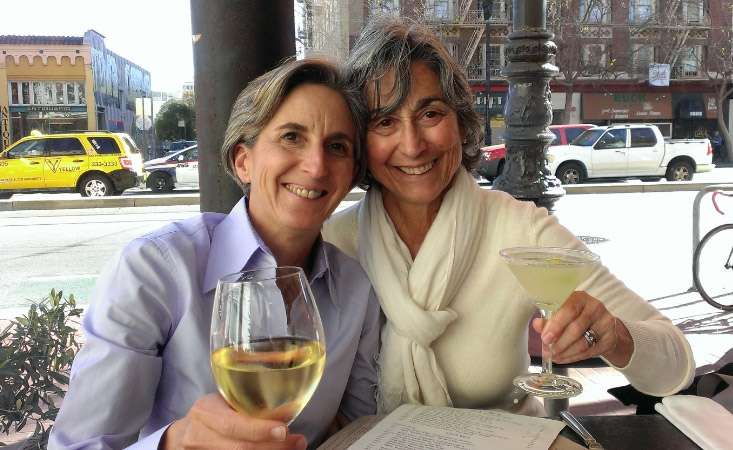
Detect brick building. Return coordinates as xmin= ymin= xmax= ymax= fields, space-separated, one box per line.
xmin=300 ymin=0 xmax=732 ymax=145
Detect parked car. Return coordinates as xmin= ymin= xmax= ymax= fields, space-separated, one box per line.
xmin=547 ymin=124 xmax=714 ymax=184
xmin=476 ymin=124 xmax=594 ymax=181
xmin=143 ymin=145 xmax=199 ymax=192
xmin=0 ymin=131 xmax=143 ymax=198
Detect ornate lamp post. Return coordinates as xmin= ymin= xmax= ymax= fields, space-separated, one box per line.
xmin=492 ymin=0 xmax=564 ymax=211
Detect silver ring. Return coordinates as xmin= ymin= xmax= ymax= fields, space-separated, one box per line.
xmin=583 ymin=328 xmax=599 ymax=347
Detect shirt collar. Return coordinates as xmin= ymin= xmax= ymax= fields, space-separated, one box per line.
xmin=202 ymin=197 xmax=334 ymax=306
xmin=203 ymin=197 xmax=263 ymax=294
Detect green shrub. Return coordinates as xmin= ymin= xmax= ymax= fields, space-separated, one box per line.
xmin=0 ymin=290 xmax=82 ymax=449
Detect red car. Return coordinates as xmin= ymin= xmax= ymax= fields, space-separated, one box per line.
xmin=476 ymin=124 xmax=595 ymax=181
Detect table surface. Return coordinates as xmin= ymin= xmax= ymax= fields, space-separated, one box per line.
xmin=562 ymin=415 xmax=700 ymax=450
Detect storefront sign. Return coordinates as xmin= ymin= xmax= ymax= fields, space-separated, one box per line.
xmin=704 ymin=94 xmax=718 ymax=119
xmin=582 ymin=93 xmax=672 ymax=120
xmin=0 ymin=106 xmax=9 ymax=150
xmin=10 ymin=105 xmax=87 ymax=113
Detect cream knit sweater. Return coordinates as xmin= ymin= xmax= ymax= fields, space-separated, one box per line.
xmin=322 ymin=185 xmax=695 ymax=411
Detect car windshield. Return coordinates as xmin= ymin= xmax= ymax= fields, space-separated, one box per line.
xmin=572 ymin=129 xmax=605 ymax=146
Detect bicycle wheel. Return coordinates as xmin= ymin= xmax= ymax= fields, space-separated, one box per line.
xmin=693 ymin=224 xmax=733 ymax=311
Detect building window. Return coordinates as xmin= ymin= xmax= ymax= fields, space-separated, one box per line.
xmin=674 ymin=46 xmax=701 ymax=78
xmin=369 ymin=0 xmax=399 ymax=15
xmin=8 ymin=81 xmax=86 ymax=106
xmin=56 ymin=83 xmax=65 ymax=105
xmin=629 ymin=0 xmax=654 ymax=24
xmin=582 ymin=44 xmax=606 ymax=74
xmin=579 ymin=0 xmax=608 ymax=24
xmin=632 ymin=44 xmax=654 ymax=76
xmin=425 ymin=0 xmax=451 ymax=20
xmin=9 ymin=82 xmax=19 ymax=104
xmin=490 ymin=0 xmax=511 ymax=21
xmin=488 ymin=44 xmax=503 ymax=77
xmin=21 ymin=82 xmax=30 ymax=104
xmin=682 ymin=0 xmax=703 ymax=23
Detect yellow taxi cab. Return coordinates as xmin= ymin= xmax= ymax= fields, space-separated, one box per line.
xmin=0 ymin=131 xmax=143 ymax=198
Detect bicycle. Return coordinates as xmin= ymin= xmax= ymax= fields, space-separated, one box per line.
xmin=692 ymin=190 xmax=733 ymax=311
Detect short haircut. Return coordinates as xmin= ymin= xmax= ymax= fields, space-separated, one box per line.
xmin=346 ymin=15 xmax=482 ymax=188
xmin=220 ymin=57 xmax=367 ymax=192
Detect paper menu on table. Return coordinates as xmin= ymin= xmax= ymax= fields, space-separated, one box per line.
xmin=348 ymin=404 xmax=565 ymax=450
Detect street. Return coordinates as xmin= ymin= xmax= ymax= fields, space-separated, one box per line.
xmin=0 ymin=205 xmax=200 ymax=317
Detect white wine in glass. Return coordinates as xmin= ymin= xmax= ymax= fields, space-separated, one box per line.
xmin=210 ymin=267 xmax=326 ymax=423
xmin=500 ymin=247 xmax=600 ymax=399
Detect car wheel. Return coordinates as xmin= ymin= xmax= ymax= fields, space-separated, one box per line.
xmin=665 ymin=160 xmax=694 ymax=181
xmin=148 ymin=172 xmax=174 ymax=192
xmin=556 ymin=162 xmax=585 ymax=184
xmin=80 ymin=174 xmax=113 ymax=197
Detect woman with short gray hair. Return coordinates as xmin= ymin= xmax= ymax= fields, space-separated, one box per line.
xmin=323 ymin=16 xmax=694 ymax=415
xmin=51 ymin=58 xmax=380 ymax=450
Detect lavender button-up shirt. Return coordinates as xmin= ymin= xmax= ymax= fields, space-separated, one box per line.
xmin=49 ymin=198 xmax=380 ymax=449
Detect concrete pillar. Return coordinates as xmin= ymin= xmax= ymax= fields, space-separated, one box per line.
xmin=0 ymin=59 xmax=9 ymax=150
xmin=191 ymin=0 xmax=295 ymax=213
xmin=84 ymin=63 xmax=97 ymax=131
xmin=492 ymin=0 xmax=564 ymax=211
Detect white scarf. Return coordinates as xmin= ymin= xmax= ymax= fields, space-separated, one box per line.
xmin=357 ymin=168 xmax=487 ymax=413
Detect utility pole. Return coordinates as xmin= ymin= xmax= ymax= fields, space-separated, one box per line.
xmin=481 ymin=0 xmax=494 ymax=145
xmin=493 ymin=0 xmax=565 ymax=211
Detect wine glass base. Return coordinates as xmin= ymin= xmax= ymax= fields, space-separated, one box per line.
xmin=513 ymin=373 xmax=583 ymax=399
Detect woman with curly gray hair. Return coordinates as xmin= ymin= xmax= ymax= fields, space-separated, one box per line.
xmin=323 ymin=16 xmax=694 ymax=416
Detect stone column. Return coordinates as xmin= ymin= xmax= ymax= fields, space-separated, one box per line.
xmin=492 ymin=0 xmax=564 ymax=211
xmin=191 ymin=0 xmax=295 ymax=213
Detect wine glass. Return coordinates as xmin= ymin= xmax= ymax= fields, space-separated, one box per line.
xmin=210 ymin=266 xmax=326 ymax=423
xmin=500 ymin=246 xmax=600 ymax=399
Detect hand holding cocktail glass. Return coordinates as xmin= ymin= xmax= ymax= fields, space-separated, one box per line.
xmin=500 ymin=247 xmax=600 ymax=399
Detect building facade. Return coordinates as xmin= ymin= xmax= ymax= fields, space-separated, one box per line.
xmin=0 ymin=31 xmax=150 ymax=152
xmin=300 ymin=0 xmax=732 ymax=144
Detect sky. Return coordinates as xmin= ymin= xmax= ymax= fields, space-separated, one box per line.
xmin=0 ymin=0 xmax=195 ymax=93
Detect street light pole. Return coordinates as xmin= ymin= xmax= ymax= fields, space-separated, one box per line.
xmin=482 ymin=0 xmax=493 ymax=145
xmin=492 ymin=0 xmax=564 ymax=211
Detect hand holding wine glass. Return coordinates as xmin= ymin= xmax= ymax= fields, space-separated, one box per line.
xmin=211 ymin=267 xmax=326 ymax=423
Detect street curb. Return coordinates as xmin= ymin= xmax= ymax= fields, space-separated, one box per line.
xmin=0 ymin=181 xmax=726 ymax=211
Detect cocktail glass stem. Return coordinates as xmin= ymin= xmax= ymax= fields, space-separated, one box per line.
xmin=540 ymin=308 xmax=553 ymax=379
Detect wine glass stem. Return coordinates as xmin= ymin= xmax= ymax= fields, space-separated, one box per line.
xmin=540 ymin=308 xmax=553 ymax=377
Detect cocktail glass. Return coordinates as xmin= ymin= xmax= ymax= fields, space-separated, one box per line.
xmin=500 ymin=246 xmax=600 ymax=399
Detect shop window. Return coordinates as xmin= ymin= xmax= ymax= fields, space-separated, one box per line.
xmin=630 ymin=128 xmax=657 ymax=147
xmin=88 ymin=137 xmax=120 ymax=155
xmin=7 ymin=139 xmax=46 ymax=158
xmin=47 ymin=138 xmax=85 ymax=156
xmin=66 ymin=82 xmax=76 ymax=104
xmin=78 ymin=83 xmax=86 ymax=105
xmin=32 ymin=82 xmax=44 ymax=105
xmin=21 ymin=82 xmax=30 ymax=104
xmin=56 ymin=83 xmax=65 ymax=105
xmin=10 ymin=82 xmax=19 ymax=105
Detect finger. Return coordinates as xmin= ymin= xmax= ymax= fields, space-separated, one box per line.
xmin=531 ymin=317 xmax=545 ymax=335
xmin=190 ymin=394 xmax=289 ymax=442
xmin=540 ymin=292 xmax=585 ymax=345
xmin=182 ymin=425 xmax=306 ymax=450
xmin=553 ymin=314 xmax=617 ymax=363
xmin=552 ymin=300 xmax=605 ymax=355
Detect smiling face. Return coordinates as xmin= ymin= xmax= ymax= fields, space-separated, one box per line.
xmin=366 ymin=60 xmax=464 ymax=213
xmin=233 ymin=83 xmax=356 ymax=239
